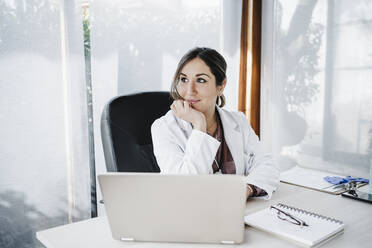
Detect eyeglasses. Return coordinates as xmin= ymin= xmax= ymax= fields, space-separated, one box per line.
xmin=270 ymin=206 xmax=309 ymax=227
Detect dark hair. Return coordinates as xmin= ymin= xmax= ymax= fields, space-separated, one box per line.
xmin=170 ymin=47 xmax=227 ymax=107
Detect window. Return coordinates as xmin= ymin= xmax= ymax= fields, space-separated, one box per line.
xmin=0 ymin=1 xmax=91 ymax=247
xmin=88 ymin=0 xmax=242 ymax=215
xmin=261 ymin=0 xmax=372 ymax=177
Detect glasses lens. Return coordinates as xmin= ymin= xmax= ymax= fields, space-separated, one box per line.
xmin=276 ymin=209 xmax=300 ymax=225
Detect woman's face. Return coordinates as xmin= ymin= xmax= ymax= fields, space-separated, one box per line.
xmin=176 ymin=58 xmax=225 ymax=115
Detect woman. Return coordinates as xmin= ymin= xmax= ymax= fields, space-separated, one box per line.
xmin=151 ymin=47 xmax=279 ymax=200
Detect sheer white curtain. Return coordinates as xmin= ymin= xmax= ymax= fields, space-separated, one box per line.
xmin=0 ymin=0 xmax=91 ymax=247
xmin=261 ymin=0 xmax=372 ymax=178
xmin=89 ymin=0 xmax=242 ymax=215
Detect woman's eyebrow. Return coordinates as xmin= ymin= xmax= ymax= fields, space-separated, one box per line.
xmin=180 ymin=72 xmax=211 ymax=78
xmin=196 ymin=73 xmax=211 ymax=78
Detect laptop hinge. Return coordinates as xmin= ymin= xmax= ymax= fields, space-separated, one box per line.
xmin=221 ymin=240 xmax=235 ymax=244
xmin=120 ymin=237 xmax=134 ymax=241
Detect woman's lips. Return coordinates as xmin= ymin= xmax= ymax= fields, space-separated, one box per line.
xmin=186 ymin=100 xmax=200 ymax=104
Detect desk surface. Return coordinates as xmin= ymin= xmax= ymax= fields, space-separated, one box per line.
xmin=36 ymin=183 xmax=372 ymax=248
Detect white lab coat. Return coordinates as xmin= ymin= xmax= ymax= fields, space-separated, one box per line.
xmin=151 ymin=106 xmax=279 ymax=199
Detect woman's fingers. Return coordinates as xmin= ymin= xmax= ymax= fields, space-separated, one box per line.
xmin=172 ymin=100 xmax=186 ymax=114
xmin=183 ymin=100 xmax=190 ymax=112
xmin=177 ymin=100 xmax=185 ymax=110
xmin=170 ymin=100 xmax=206 ymax=132
xmin=171 ymin=100 xmax=199 ymax=124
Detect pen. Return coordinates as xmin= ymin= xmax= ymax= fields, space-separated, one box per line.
xmin=332 ymin=183 xmax=348 ymax=190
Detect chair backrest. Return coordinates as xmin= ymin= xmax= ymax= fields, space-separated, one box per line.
xmin=101 ymin=92 xmax=172 ymax=172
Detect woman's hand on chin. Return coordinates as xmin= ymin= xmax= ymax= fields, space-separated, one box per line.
xmin=171 ymin=100 xmax=206 ymax=132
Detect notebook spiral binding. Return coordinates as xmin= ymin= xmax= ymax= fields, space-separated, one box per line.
xmin=277 ymin=203 xmax=343 ymax=225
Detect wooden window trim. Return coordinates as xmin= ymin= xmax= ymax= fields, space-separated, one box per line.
xmin=238 ymin=0 xmax=262 ymax=137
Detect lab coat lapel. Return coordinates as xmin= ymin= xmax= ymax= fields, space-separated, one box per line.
xmin=217 ymin=107 xmax=244 ymax=175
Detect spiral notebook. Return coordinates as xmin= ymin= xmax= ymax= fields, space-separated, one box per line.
xmin=244 ymin=203 xmax=344 ymax=247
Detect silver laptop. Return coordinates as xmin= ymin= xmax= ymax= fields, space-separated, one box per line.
xmin=98 ymin=173 xmax=246 ymax=244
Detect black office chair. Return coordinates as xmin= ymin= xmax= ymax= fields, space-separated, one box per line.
xmin=101 ymin=91 xmax=173 ymax=172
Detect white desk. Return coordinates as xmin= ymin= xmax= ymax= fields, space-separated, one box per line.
xmin=36 ymin=183 xmax=372 ymax=248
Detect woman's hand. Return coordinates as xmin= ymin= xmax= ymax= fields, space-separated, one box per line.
xmin=171 ymin=100 xmax=206 ymax=132
xmin=246 ymin=184 xmax=254 ymax=200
